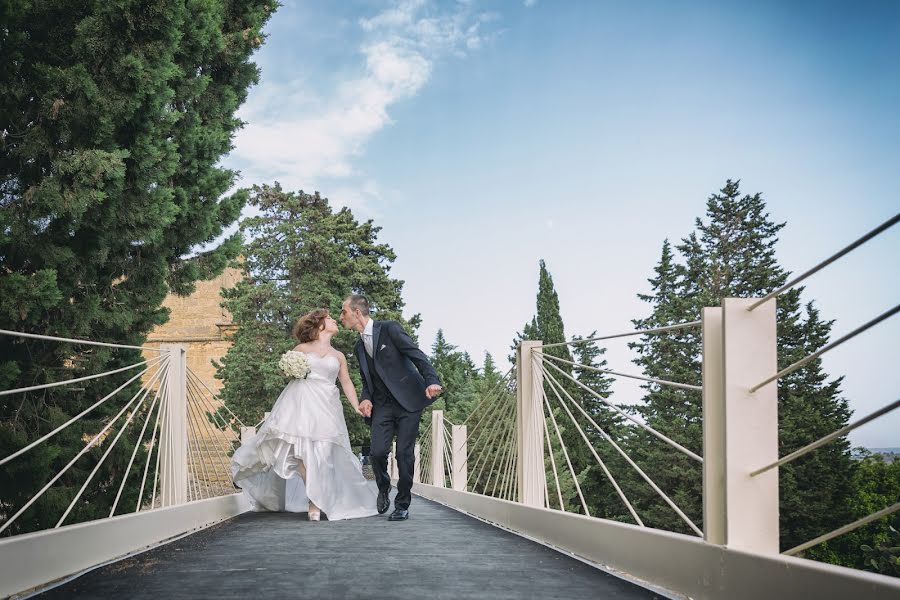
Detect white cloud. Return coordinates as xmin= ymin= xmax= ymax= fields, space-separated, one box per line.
xmin=328 ymin=179 xmax=388 ymax=217
xmin=228 ymin=1 xmax=499 ymax=216
xmin=359 ymin=0 xmax=425 ymax=32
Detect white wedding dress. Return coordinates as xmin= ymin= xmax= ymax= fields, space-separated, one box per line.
xmin=231 ymin=352 xmax=378 ymax=520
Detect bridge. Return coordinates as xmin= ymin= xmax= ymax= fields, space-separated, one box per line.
xmin=1 ymin=215 xmax=898 ymax=599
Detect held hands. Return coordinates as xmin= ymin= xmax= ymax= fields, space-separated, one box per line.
xmin=358 ymin=399 xmax=373 ymax=418
xmin=356 ymin=388 xmax=439 ymax=417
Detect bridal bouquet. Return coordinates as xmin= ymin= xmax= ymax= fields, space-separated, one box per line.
xmin=279 ymin=350 xmax=311 ymax=380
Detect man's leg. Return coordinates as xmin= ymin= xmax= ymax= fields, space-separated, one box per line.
xmin=369 ymin=405 xmax=395 ymax=497
xmin=393 ymin=405 xmax=423 ymax=511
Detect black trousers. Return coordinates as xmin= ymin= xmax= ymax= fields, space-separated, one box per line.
xmin=370 ymin=399 xmax=422 ymax=510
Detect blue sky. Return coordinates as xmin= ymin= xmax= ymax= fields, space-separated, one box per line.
xmin=224 ymin=1 xmax=899 ymax=448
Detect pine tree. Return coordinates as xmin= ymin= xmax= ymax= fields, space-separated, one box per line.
xmin=626 ymin=238 xmax=705 ymax=532
xmin=0 ymin=0 xmax=274 ymax=535
xmin=216 ymin=184 xmax=416 ymax=448
xmin=568 ymin=333 xmax=631 ymax=521
xmin=778 ymin=301 xmax=854 ymax=562
xmin=428 ymin=330 xmax=479 ymax=426
xmin=628 ymin=180 xmax=856 ymax=560
xmin=464 ymin=351 xmax=515 ymax=495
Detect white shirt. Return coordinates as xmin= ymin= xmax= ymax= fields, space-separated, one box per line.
xmin=362 ymin=318 xmax=374 ymax=358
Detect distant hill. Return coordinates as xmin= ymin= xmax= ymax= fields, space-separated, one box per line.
xmin=859 ymin=447 xmax=899 ymax=463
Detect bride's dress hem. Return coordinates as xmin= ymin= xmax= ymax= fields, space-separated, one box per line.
xmin=230 ymin=355 xmax=378 ymax=522
xmin=232 ymin=424 xmax=377 ymax=521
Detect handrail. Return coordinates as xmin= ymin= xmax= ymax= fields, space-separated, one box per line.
xmin=0 ymin=328 xmax=164 ymax=351
xmin=536 ymin=351 xmax=702 ymax=391
xmin=749 ymin=304 xmax=899 ymax=392
xmin=747 ymin=212 xmax=899 ymax=311
xmin=751 ymin=398 xmax=900 ymax=477
xmin=539 ymin=320 xmax=701 ymax=349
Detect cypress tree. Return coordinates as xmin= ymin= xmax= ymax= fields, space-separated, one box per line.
xmin=511 ymin=260 xmax=618 ymax=515
xmin=0 ymin=0 xmax=274 ymax=534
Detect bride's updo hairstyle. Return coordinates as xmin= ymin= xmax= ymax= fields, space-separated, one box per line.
xmin=292 ymin=309 xmax=329 ymax=343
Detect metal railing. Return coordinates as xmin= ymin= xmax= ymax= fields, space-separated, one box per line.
xmin=0 ymin=333 xmax=241 ymax=538
xmin=414 ymin=211 xmax=898 ymax=584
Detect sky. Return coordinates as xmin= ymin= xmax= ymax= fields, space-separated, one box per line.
xmin=222 ymin=0 xmax=900 ymax=448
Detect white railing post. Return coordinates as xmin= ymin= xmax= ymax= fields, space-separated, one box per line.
xmin=159 ymin=344 xmax=188 ymax=506
xmin=451 ymin=424 xmax=467 ymax=491
xmin=719 ymin=298 xmax=780 ymax=553
xmin=240 ymin=427 xmax=255 ymax=443
xmin=413 ymin=443 xmax=421 ymax=483
xmin=390 ymin=441 xmax=399 ymax=481
xmin=702 ymin=307 xmax=726 ymax=545
xmin=517 ymin=341 xmax=546 ymax=507
xmin=431 ymin=410 xmax=445 ymax=488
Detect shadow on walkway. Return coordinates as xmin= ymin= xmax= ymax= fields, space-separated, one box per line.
xmin=36 ymin=493 xmax=663 ymax=599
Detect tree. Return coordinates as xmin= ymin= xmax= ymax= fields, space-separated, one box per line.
xmin=460 ymin=351 xmax=515 ymax=495
xmin=427 ymin=329 xmax=479 ymax=426
xmin=626 ymin=238 xmax=705 ymax=532
xmin=215 ymin=184 xmax=417 ymax=448
xmin=628 ymin=180 xmax=857 ymax=560
xmin=0 ymin=0 xmax=274 ymax=535
xmin=509 ymin=260 xmax=617 ymax=515
xmin=832 ymin=450 xmax=899 ymax=575
xmin=569 ymin=333 xmax=631 ymax=522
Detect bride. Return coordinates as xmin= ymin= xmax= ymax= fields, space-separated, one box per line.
xmin=231 ymin=309 xmax=377 ymax=521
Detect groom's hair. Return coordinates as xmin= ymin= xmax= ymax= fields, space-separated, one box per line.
xmin=347 ymin=294 xmax=370 ymax=315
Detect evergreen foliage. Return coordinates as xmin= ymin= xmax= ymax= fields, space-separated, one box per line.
xmin=628 ymin=180 xmax=857 ymax=562
xmin=0 ymin=0 xmax=274 ymax=534
xmin=509 ymin=260 xmax=619 ymax=516
xmin=426 ymin=329 xmax=479 ymax=425
xmin=838 ymin=451 xmax=899 ymax=575
xmin=215 ymin=184 xmax=416 ymax=448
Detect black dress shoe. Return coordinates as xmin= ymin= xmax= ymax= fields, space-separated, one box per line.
xmin=377 ymin=489 xmax=390 ymax=514
xmin=388 ymin=508 xmax=409 ymax=521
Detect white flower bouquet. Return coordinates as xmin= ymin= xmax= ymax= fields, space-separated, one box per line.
xmin=279 ymin=350 xmax=311 ymax=380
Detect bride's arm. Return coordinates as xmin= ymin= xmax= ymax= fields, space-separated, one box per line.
xmin=336 ymin=353 xmax=364 ymax=416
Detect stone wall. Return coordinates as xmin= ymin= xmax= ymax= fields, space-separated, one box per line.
xmin=141 ymin=266 xmax=241 ymax=394
xmin=139 ymin=267 xmax=243 ymax=495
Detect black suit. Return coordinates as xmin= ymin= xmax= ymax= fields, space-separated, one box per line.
xmin=356 ymin=320 xmax=440 ymax=510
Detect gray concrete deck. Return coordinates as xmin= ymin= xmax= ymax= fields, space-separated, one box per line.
xmin=36 ymin=493 xmax=663 ymax=599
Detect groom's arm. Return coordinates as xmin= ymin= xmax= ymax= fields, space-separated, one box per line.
xmin=354 ymin=344 xmax=373 ymax=420
xmin=386 ymin=321 xmax=441 ymax=387
xmin=359 ymin=365 xmax=372 ymax=404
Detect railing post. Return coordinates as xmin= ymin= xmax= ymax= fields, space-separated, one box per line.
xmin=431 ymin=410 xmax=445 ymax=488
xmin=390 ymin=441 xmax=399 ymax=481
xmin=240 ymin=427 xmax=255 ymax=443
xmin=413 ymin=443 xmax=421 ymax=484
xmin=451 ymin=424 xmax=467 ymax=491
xmin=702 ymin=307 xmax=725 ymax=545
xmin=159 ymin=344 xmax=188 ymax=507
xmin=719 ymin=298 xmax=780 ymax=553
xmin=517 ymin=341 xmax=546 ymax=507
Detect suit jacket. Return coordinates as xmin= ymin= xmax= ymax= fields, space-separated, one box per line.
xmin=355 ymin=320 xmax=441 ymax=414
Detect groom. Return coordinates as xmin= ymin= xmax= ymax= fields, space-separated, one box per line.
xmin=340 ymin=294 xmax=442 ymax=521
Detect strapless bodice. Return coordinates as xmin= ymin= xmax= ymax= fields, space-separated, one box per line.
xmin=303 ymin=352 xmax=340 ymax=384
